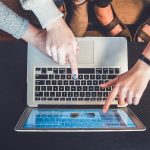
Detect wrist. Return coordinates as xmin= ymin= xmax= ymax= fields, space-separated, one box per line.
xmin=136 ymin=59 xmax=150 ymax=79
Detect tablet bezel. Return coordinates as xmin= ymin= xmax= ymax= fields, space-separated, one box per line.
xmin=15 ymin=107 xmax=146 ymax=132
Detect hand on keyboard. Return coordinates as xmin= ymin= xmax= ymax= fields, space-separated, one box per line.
xmin=45 ymin=18 xmax=78 ymax=77
xmin=101 ymin=60 xmax=150 ymax=112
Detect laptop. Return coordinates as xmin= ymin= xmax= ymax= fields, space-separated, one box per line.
xmin=15 ymin=37 xmax=146 ymax=132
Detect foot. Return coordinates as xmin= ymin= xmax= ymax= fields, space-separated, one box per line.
xmin=94 ymin=4 xmax=122 ymax=36
xmin=138 ymin=24 xmax=150 ymax=42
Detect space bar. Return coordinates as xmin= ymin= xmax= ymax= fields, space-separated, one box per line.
xmin=78 ymin=68 xmax=95 ymax=74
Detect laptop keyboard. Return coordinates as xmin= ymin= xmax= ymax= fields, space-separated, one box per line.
xmin=34 ymin=67 xmax=120 ymax=101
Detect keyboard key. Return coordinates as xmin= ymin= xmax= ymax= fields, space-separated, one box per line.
xmin=62 ymin=92 xmax=67 ymax=97
xmin=35 ymin=80 xmax=45 ymax=85
xmin=61 ymin=75 xmax=65 ymax=79
xmin=71 ymin=86 xmax=76 ymax=91
xmin=49 ymin=75 xmax=54 ymax=79
xmin=47 ymin=98 xmax=53 ymax=101
xmin=102 ymin=75 xmax=107 ymax=80
xmin=91 ymin=98 xmax=96 ymax=101
xmin=89 ymin=86 xmax=93 ymax=91
xmin=100 ymin=87 xmax=105 ymax=91
xmin=109 ymin=68 xmax=114 ymax=74
xmin=103 ymin=68 xmax=108 ymax=74
xmin=65 ymin=86 xmax=70 ymax=91
xmin=72 ymin=98 xmax=77 ymax=101
xmin=103 ymin=92 xmax=109 ymax=97
xmin=84 ymin=98 xmax=90 ymax=101
xmin=52 ymin=80 xmax=56 ymax=85
xmin=87 ymin=81 xmax=92 ymax=85
xmin=47 ymin=86 xmax=52 ymax=91
xmin=36 ymin=74 xmax=48 ymax=79
xmin=96 ymin=75 xmax=101 ymax=79
xmin=35 ymin=98 xmax=40 ymax=101
xmin=81 ymin=81 xmax=86 ymax=85
xmin=67 ymin=75 xmax=71 ymax=80
xmin=44 ymin=92 xmax=49 ymax=97
xmin=83 ymin=86 xmax=88 ymax=91
xmin=56 ymin=92 xmax=61 ymax=97
xmin=67 ymin=68 xmax=71 ymax=74
xmin=75 ymin=80 xmax=80 ymax=85
xmin=77 ymin=86 xmax=82 ymax=91
xmin=84 ymin=75 xmax=89 ymax=79
xmin=42 ymin=68 xmax=46 ymax=74
xmin=78 ymin=75 xmax=83 ymax=79
xmin=115 ymin=68 xmax=120 ymax=74
xmin=58 ymin=80 xmax=62 ymax=85
xmin=68 ymin=92 xmax=73 ymax=97
xmin=97 ymin=92 xmax=102 ymax=97
xmin=53 ymin=68 xmax=58 ymax=74
xmin=59 ymin=68 xmax=66 ymax=74
xmin=64 ymin=80 xmax=68 ymax=85
xmin=78 ymin=98 xmax=83 ymax=101
xmin=74 ymin=92 xmax=79 ymax=97
xmin=96 ymin=68 xmax=102 ymax=74
xmin=41 ymin=97 xmax=46 ymax=101
xmin=47 ymin=68 xmax=52 ymax=71
xmin=50 ymin=92 xmax=55 ymax=97
xmin=41 ymin=86 xmax=46 ymax=91
xmin=59 ymin=86 xmax=64 ymax=91
xmin=53 ymin=86 xmax=58 ymax=91
xmin=54 ymin=98 xmax=59 ymax=101
xmin=108 ymin=75 xmax=117 ymax=79
xmin=55 ymin=75 xmax=59 ymax=79
xmin=35 ymin=92 xmax=43 ymax=97
xmin=35 ymin=86 xmax=40 ymax=91
xmin=94 ymin=86 xmax=99 ymax=91
xmin=99 ymin=80 xmax=104 ymax=85
xmin=69 ymin=80 xmax=74 ymax=85
xmin=86 ymin=92 xmax=90 ymax=97
xmin=60 ymin=98 xmax=65 ymax=101
xmin=92 ymin=92 xmax=96 ymax=97
xmin=93 ymin=80 xmax=98 ymax=85
xmin=80 ymin=92 xmax=85 ymax=97
xmin=36 ymin=68 xmax=41 ymax=71
xmin=78 ymin=68 xmax=95 ymax=74
xmin=46 ymin=80 xmax=51 ymax=85
xmin=90 ymin=75 xmax=95 ymax=79
xmin=66 ymin=98 xmax=71 ymax=101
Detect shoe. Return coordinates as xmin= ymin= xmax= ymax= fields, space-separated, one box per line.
xmin=95 ymin=4 xmax=132 ymax=42
xmin=134 ymin=18 xmax=150 ymax=43
xmin=68 ymin=0 xmax=88 ymax=37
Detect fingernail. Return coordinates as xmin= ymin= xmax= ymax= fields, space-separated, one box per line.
xmin=103 ymin=108 xmax=107 ymax=113
xmin=72 ymin=74 xmax=78 ymax=80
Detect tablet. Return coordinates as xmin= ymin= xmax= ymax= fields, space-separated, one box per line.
xmin=15 ymin=107 xmax=146 ymax=132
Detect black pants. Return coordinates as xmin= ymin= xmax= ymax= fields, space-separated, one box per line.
xmin=95 ymin=0 xmax=112 ymax=7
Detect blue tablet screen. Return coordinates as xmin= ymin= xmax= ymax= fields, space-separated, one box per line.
xmin=24 ymin=109 xmax=136 ymax=128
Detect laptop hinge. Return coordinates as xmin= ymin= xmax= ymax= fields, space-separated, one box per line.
xmin=38 ymin=105 xmax=117 ymax=109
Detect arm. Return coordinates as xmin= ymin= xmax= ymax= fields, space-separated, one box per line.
xmin=19 ymin=0 xmax=63 ymax=28
xmin=20 ymin=0 xmax=78 ymax=76
xmin=0 ymin=1 xmax=29 ymax=39
xmin=102 ymin=42 xmax=150 ymax=112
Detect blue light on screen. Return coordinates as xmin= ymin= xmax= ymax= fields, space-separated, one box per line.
xmin=24 ymin=109 xmax=136 ymax=129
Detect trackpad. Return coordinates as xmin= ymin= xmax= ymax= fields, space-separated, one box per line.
xmin=76 ymin=40 xmax=94 ymax=64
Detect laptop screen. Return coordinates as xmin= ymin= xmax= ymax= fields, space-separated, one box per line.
xmin=24 ymin=109 xmax=136 ymax=129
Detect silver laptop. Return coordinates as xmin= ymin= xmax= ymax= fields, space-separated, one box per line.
xmin=15 ymin=37 xmax=145 ymax=132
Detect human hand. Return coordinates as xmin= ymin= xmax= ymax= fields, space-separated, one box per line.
xmin=100 ymin=60 xmax=150 ymax=113
xmin=46 ymin=18 xmax=78 ymax=77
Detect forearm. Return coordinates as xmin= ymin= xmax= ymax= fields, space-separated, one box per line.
xmin=19 ymin=0 xmax=63 ymax=29
xmin=0 ymin=2 xmax=29 ymax=39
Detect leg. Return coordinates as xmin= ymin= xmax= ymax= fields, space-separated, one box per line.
xmin=68 ymin=0 xmax=88 ymax=37
xmin=94 ymin=0 xmax=124 ymax=36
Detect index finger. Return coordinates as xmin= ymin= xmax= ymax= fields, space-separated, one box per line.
xmin=68 ymin=54 xmax=78 ymax=78
xmin=103 ymin=86 xmax=119 ymax=113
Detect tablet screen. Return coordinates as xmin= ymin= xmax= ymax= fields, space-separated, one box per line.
xmin=24 ymin=109 xmax=136 ymax=129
